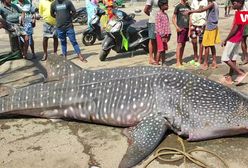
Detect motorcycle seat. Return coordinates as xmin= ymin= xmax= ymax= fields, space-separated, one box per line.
xmin=130 ymin=19 xmax=148 ymax=30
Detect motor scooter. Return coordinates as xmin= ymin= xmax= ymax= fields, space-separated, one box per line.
xmin=72 ymin=7 xmax=87 ymax=25
xmin=82 ymin=7 xmax=106 ymax=46
xmin=99 ymin=10 xmax=149 ymax=61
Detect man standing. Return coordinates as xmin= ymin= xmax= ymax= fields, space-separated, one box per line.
xmin=50 ymin=0 xmax=87 ymax=62
xmin=0 ymin=0 xmax=22 ymax=53
xmin=39 ymin=0 xmax=58 ymax=61
xmin=144 ymin=0 xmax=159 ymax=65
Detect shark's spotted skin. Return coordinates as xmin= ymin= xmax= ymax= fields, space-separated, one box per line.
xmin=1 ymin=66 xmax=248 ymax=168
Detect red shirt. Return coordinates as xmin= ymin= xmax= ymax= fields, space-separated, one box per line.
xmin=229 ymin=12 xmax=245 ymax=43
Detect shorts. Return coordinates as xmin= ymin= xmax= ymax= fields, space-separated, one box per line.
xmin=177 ymin=28 xmax=189 ymax=43
xmin=190 ymin=25 xmax=204 ymax=43
xmin=156 ymin=34 xmax=168 ymax=52
xmin=43 ymin=22 xmax=57 ymax=38
xmin=221 ymin=41 xmax=240 ymax=62
xmin=243 ymin=24 xmax=248 ymax=37
xmin=202 ymin=28 xmax=221 ymax=47
xmin=148 ymin=23 xmax=156 ymax=39
xmin=24 ymin=23 xmax=33 ymax=36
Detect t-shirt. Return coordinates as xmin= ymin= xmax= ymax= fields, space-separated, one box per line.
xmin=145 ymin=0 xmax=159 ymax=23
xmin=0 ymin=3 xmax=21 ymax=23
xmin=39 ymin=0 xmax=56 ymax=25
xmin=50 ymin=0 xmax=76 ymax=29
xmin=174 ymin=3 xmax=191 ymax=28
xmin=190 ymin=0 xmax=208 ymax=26
xmin=206 ymin=2 xmax=219 ymax=30
xmin=229 ymin=13 xmax=245 ymax=43
xmin=155 ymin=11 xmax=171 ymax=37
xmin=13 ymin=0 xmax=36 ymax=35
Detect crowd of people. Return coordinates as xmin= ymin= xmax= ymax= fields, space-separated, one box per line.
xmin=145 ymin=0 xmax=248 ymax=84
xmin=1 ymin=0 xmax=248 ymax=84
xmin=0 ymin=0 xmax=87 ymax=62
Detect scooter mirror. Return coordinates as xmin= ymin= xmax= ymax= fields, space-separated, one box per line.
xmin=128 ymin=13 xmax=135 ymax=19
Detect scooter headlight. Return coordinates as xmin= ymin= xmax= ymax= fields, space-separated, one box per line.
xmin=106 ymin=20 xmax=122 ymax=33
xmin=111 ymin=22 xmax=122 ymax=33
xmin=91 ymin=15 xmax=99 ymax=25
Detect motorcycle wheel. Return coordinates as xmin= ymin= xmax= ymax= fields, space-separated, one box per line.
xmin=82 ymin=33 xmax=96 ymax=46
xmin=99 ymin=49 xmax=110 ymax=61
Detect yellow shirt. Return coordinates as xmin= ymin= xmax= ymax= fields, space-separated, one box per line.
xmin=39 ymin=0 xmax=56 ymax=25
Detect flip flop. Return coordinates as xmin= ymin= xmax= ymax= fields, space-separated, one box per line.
xmin=239 ymin=61 xmax=248 ymax=65
xmin=235 ymin=72 xmax=248 ymax=84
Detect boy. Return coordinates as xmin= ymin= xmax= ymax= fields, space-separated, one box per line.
xmin=185 ymin=0 xmax=221 ymax=70
xmin=39 ymin=0 xmax=58 ymax=61
xmin=241 ymin=0 xmax=248 ymax=65
xmin=51 ymin=0 xmax=87 ymax=62
xmin=144 ymin=0 xmax=159 ymax=64
xmin=172 ymin=0 xmax=191 ymax=67
xmin=221 ymin=0 xmax=248 ymax=85
xmin=14 ymin=0 xmax=36 ymax=59
xmin=224 ymin=0 xmax=232 ymax=17
xmin=189 ymin=0 xmax=208 ymax=65
xmin=155 ymin=0 xmax=171 ymax=65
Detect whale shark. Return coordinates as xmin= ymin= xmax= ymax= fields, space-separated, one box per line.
xmin=1 ymin=66 xmax=248 ymax=168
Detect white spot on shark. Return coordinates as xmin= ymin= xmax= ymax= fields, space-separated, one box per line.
xmin=88 ymin=105 xmax=92 ymax=111
xmin=64 ymin=109 xmax=68 ymax=117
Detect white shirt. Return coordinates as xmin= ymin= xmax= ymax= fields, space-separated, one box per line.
xmin=191 ymin=0 xmax=208 ymax=26
xmin=145 ymin=0 xmax=159 ymax=23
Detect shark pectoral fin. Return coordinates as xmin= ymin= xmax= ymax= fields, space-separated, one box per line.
xmin=119 ymin=115 xmax=169 ymax=168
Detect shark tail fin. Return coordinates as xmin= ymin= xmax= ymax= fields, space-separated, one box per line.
xmin=119 ymin=115 xmax=169 ymax=168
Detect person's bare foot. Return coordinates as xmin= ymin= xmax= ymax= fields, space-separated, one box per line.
xmin=22 ymin=54 xmax=27 ymax=59
xmin=79 ymin=55 xmax=87 ymax=63
xmin=194 ymin=55 xmax=198 ymax=62
xmin=211 ymin=63 xmax=218 ymax=69
xmin=240 ymin=58 xmax=248 ymax=65
xmin=176 ymin=63 xmax=183 ymax=67
xmin=235 ymin=72 xmax=248 ymax=84
xmin=221 ymin=76 xmax=233 ymax=85
xmin=201 ymin=64 xmax=208 ymax=70
xmin=32 ymin=53 xmax=36 ymax=59
xmin=41 ymin=55 xmax=47 ymax=61
xmin=149 ymin=59 xmax=156 ymax=64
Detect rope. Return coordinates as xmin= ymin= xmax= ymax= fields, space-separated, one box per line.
xmin=143 ymin=136 xmax=229 ymax=168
